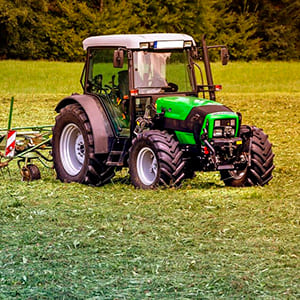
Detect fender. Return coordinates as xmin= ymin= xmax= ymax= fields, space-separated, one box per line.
xmin=55 ymin=94 xmax=114 ymax=154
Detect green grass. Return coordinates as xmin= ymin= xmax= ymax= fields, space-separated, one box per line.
xmin=0 ymin=60 xmax=82 ymax=96
xmin=212 ymin=61 xmax=300 ymax=93
xmin=0 ymin=60 xmax=299 ymax=299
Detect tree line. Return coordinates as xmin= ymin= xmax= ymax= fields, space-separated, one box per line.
xmin=0 ymin=0 xmax=299 ymax=61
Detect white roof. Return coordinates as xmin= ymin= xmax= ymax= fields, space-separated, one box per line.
xmin=83 ymin=33 xmax=195 ymax=50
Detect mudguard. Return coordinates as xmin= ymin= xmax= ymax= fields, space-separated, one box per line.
xmin=55 ymin=94 xmax=114 ymax=154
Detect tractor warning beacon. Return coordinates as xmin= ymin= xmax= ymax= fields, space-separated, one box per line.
xmin=52 ymin=33 xmax=274 ymax=189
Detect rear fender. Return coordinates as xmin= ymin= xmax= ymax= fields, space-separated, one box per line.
xmin=55 ymin=94 xmax=113 ymax=154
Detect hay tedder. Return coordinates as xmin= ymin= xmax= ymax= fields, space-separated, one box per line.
xmin=0 ymin=97 xmax=53 ymax=181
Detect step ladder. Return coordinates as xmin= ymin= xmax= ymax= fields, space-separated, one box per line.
xmin=106 ymin=138 xmax=128 ymax=167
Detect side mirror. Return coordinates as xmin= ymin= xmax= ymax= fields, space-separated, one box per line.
xmin=221 ymin=48 xmax=229 ymax=65
xmin=113 ymin=49 xmax=124 ymax=68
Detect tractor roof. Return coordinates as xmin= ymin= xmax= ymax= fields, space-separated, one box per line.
xmin=83 ymin=33 xmax=195 ymax=50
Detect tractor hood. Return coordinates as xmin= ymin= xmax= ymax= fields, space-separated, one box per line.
xmin=155 ymin=96 xmax=239 ymax=144
xmin=156 ymin=96 xmax=232 ymax=120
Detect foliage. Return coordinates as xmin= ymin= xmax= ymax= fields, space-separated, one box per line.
xmin=0 ymin=0 xmax=299 ymax=61
xmin=0 ymin=0 xmax=94 ymax=60
xmin=0 ymin=60 xmax=299 ymax=297
xmin=255 ymin=0 xmax=300 ymax=60
xmin=206 ymin=1 xmax=261 ymax=60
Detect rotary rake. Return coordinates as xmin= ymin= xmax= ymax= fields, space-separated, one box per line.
xmin=0 ymin=97 xmax=53 ymax=181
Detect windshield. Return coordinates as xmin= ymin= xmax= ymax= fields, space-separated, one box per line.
xmin=133 ymin=50 xmax=193 ymax=94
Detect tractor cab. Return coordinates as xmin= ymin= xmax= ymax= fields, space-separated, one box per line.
xmin=81 ymin=34 xmax=199 ymax=136
xmin=80 ymin=34 xmax=229 ymax=139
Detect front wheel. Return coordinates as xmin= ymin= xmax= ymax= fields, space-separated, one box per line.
xmin=128 ymin=130 xmax=185 ymax=189
xmin=221 ymin=126 xmax=275 ymax=187
xmin=52 ymin=103 xmax=115 ymax=185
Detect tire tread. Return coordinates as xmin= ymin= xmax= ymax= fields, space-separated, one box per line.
xmin=129 ymin=130 xmax=185 ymax=188
xmin=221 ymin=126 xmax=274 ymax=187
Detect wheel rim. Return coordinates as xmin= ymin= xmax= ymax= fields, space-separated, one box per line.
xmin=136 ymin=147 xmax=158 ymax=186
xmin=228 ymin=168 xmax=247 ymax=180
xmin=59 ymin=123 xmax=85 ymax=176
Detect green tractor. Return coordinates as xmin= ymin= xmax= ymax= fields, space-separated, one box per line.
xmin=52 ymin=33 xmax=274 ymax=189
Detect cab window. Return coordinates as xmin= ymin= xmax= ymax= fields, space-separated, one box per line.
xmin=87 ymin=48 xmax=130 ymax=137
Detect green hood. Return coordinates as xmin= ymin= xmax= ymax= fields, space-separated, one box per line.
xmin=156 ymin=96 xmax=224 ymax=121
xmin=155 ymin=95 xmax=239 ymax=144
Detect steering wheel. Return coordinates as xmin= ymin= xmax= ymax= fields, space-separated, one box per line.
xmin=161 ymin=82 xmax=178 ymax=92
xmin=87 ymin=74 xmax=103 ymax=93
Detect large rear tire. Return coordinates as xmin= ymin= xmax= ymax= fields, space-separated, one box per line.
xmin=221 ymin=126 xmax=274 ymax=187
xmin=52 ymin=104 xmax=115 ymax=185
xmin=128 ymin=130 xmax=185 ymax=189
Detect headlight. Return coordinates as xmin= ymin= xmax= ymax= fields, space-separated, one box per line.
xmin=213 ymin=128 xmax=223 ymax=137
xmin=213 ymin=119 xmax=236 ymax=138
xmin=214 ymin=120 xmax=221 ymax=127
xmin=224 ymin=126 xmax=235 ymax=137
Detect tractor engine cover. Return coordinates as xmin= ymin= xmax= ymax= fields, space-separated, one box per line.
xmin=155 ymin=96 xmax=239 ymax=144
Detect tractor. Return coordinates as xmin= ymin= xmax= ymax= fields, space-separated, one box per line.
xmin=52 ymin=33 xmax=274 ymax=189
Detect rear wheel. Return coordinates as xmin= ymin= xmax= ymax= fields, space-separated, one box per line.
xmin=129 ymin=130 xmax=185 ymax=189
xmin=52 ymin=104 xmax=115 ymax=185
xmin=221 ymin=126 xmax=275 ymax=187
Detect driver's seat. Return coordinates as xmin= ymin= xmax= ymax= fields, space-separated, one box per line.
xmin=118 ymin=70 xmax=129 ymax=99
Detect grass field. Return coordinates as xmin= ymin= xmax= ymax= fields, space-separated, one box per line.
xmin=0 ymin=60 xmax=299 ymax=299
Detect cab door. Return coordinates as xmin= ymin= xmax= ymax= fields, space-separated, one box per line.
xmin=85 ymin=48 xmax=130 ymax=137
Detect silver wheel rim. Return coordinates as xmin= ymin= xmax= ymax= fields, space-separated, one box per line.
xmin=229 ymin=169 xmax=247 ymax=180
xmin=136 ymin=147 xmax=158 ymax=186
xmin=60 ymin=123 xmax=85 ymax=176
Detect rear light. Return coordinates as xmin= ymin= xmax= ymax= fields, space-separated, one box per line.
xmin=130 ymin=89 xmax=138 ymax=96
xmin=215 ymin=85 xmax=222 ymax=91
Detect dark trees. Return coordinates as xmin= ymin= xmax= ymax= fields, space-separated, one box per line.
xmin=0 ymin=0 xmax=298 ymax=61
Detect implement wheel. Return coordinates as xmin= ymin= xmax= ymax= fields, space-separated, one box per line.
xmin=129 ymin=130 xmax=185 ymax=189
xmin=21 ymin=164 xmax=41 ymax=181
xmin=52 ymin=104 xmax=115 ymax=185
xmin=221 ymin=126 xmax=275 ymax=187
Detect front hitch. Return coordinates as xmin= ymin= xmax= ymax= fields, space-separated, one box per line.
xmin=199 ymin=128 xmax=218 ymax=169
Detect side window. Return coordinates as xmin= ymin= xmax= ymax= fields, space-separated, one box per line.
xmin=87 ymin=49 xmax=130 ymax=137
xmin=88 ymin=49 xmax=128 ymax=96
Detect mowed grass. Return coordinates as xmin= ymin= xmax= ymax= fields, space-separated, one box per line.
xmin=0 ymin=60 xmax=299 ymax=298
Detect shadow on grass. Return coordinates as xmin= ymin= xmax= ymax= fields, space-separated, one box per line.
xmin=110 ymin=169 xmax=132 ymax=186
xmin=181 ymin=179 xmax=225 ymax=190
xmin=110 ymin=169 xmax=225 ymax=190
